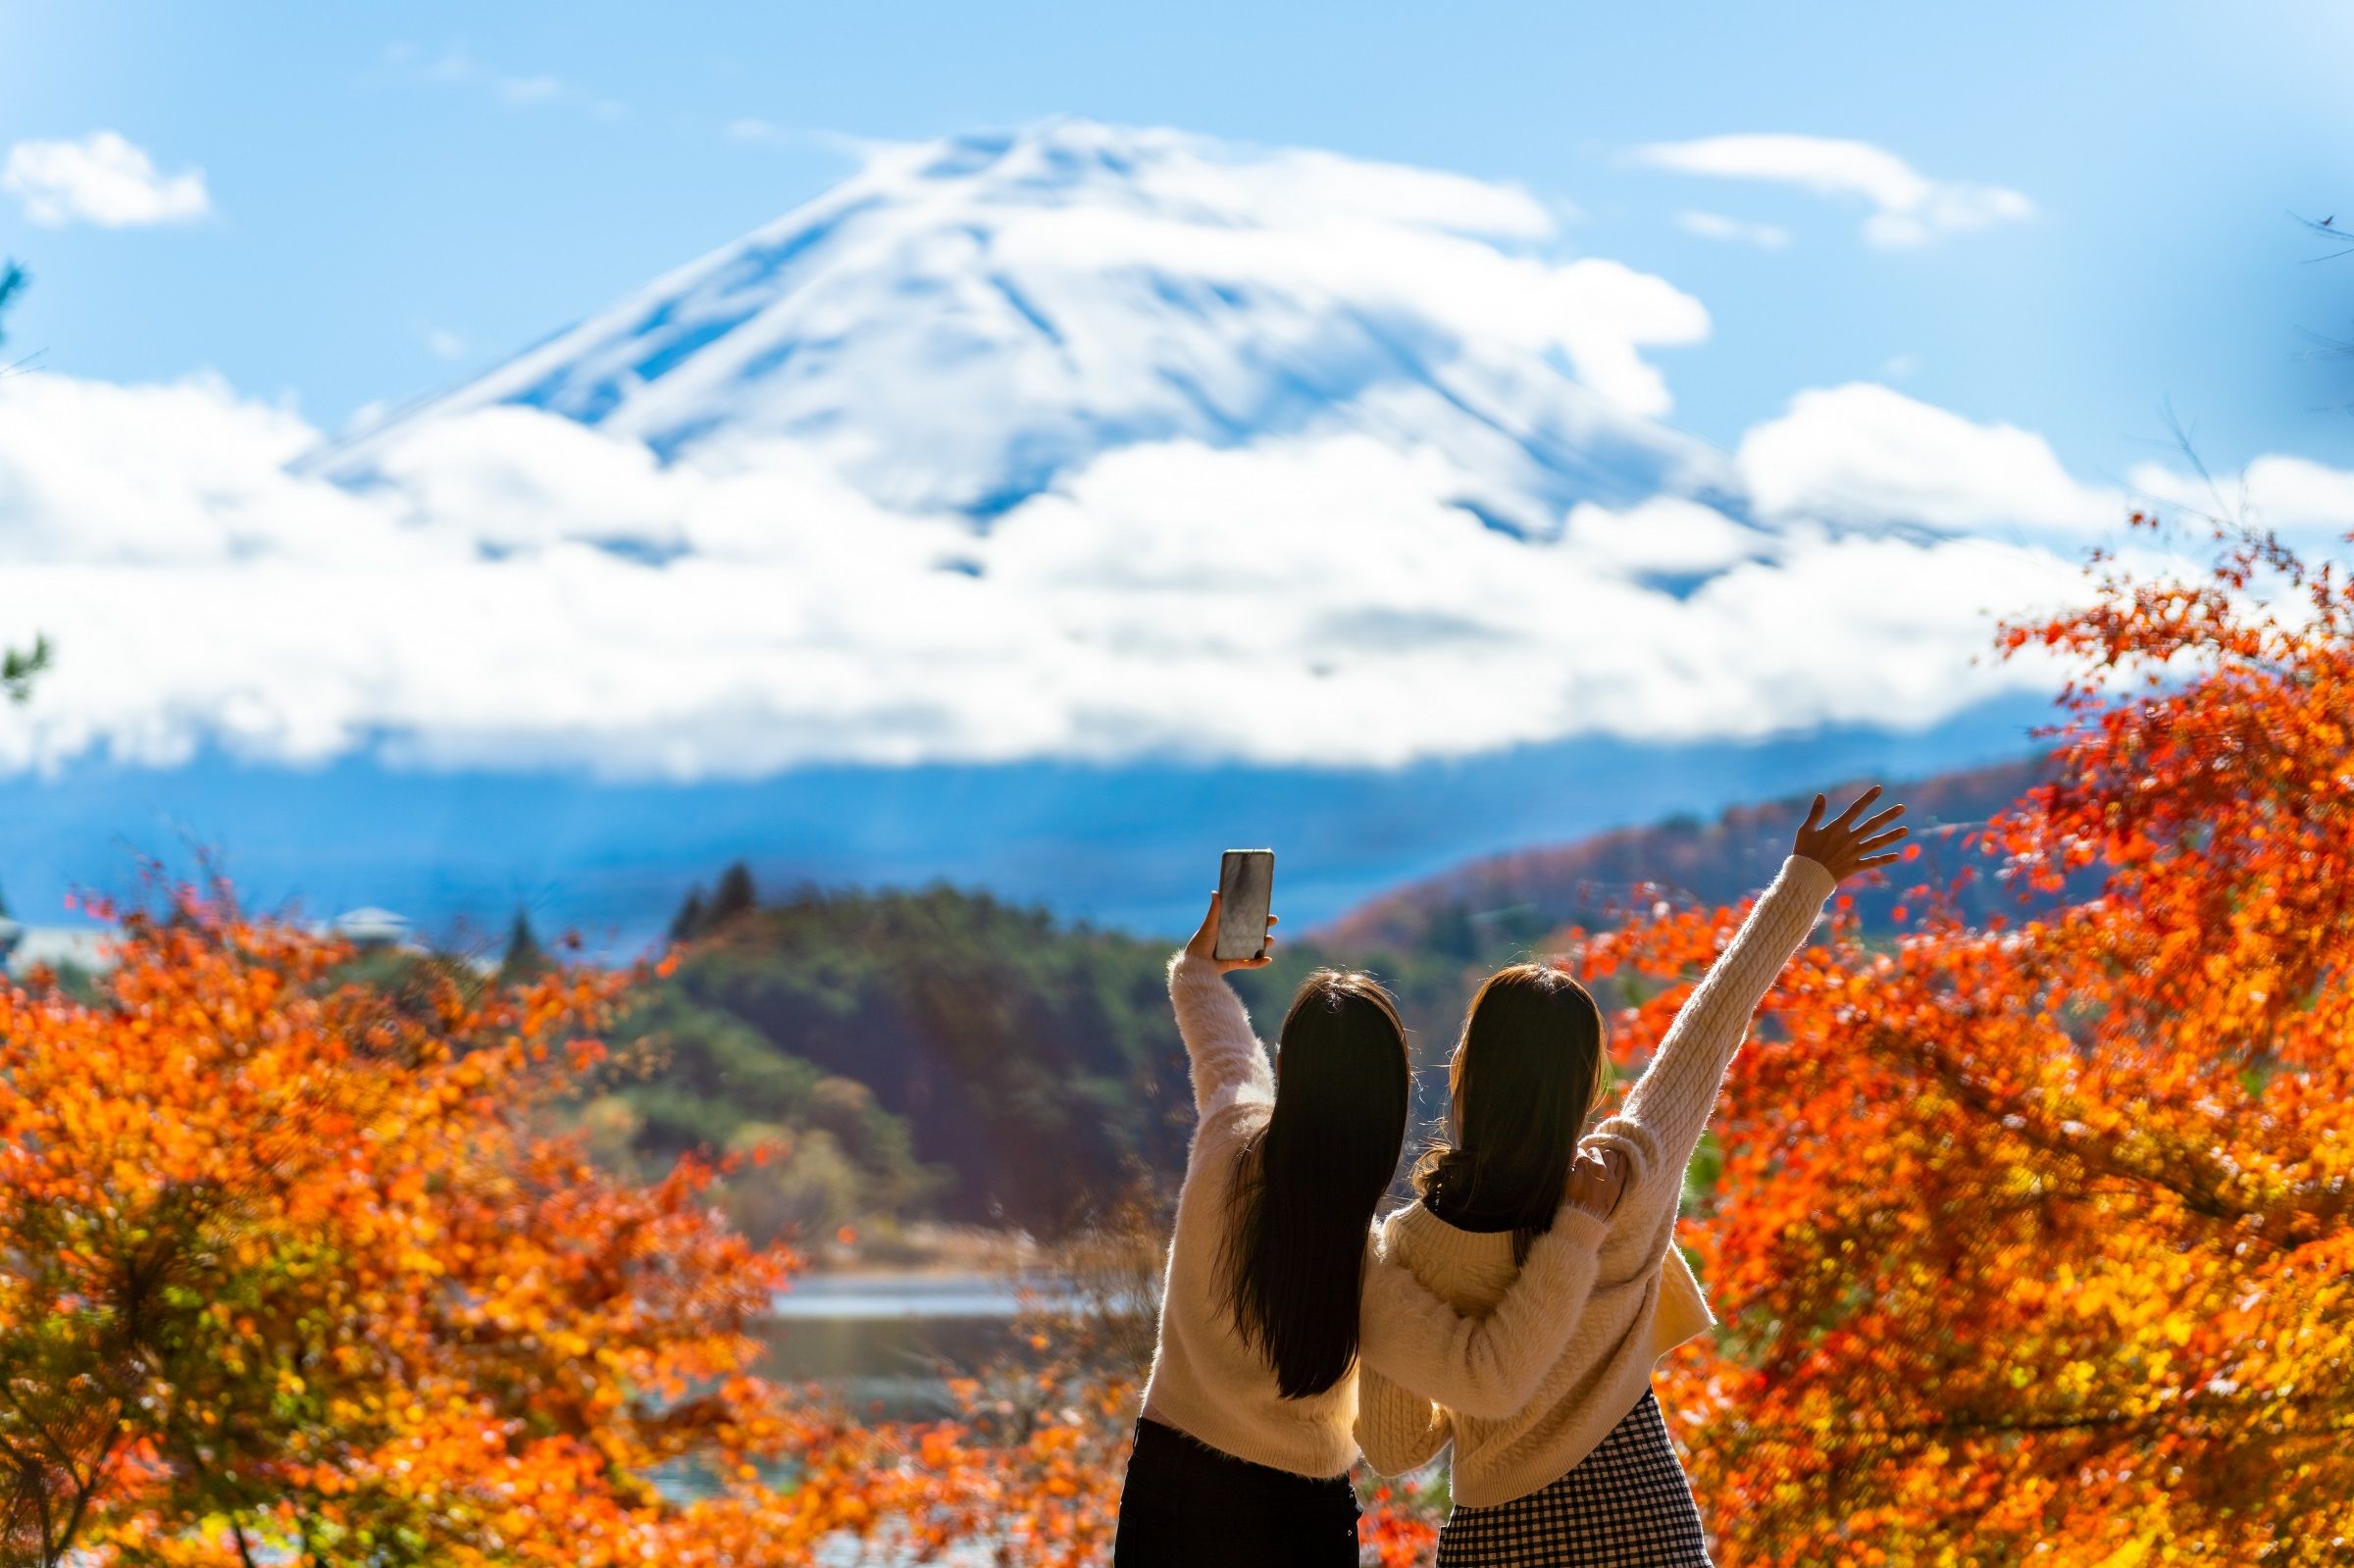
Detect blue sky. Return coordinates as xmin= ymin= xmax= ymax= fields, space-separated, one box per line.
xmin=5 ymin=0 xmax=2349 ymax=477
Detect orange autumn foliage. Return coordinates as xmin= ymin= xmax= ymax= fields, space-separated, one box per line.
xmin=1556 ymin=517 xmax=2354 ymax=1563
xmin=0 ymin=892 xmax=1019 ymax=1568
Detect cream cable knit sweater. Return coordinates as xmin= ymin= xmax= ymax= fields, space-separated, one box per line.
xmin=1354 ymin=854 xmax=1836 ymax=1507
xmin=1136 ymin=952 xmax=1615 ymax=1480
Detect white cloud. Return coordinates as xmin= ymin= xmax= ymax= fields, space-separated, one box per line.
xmin=1632 ymin=134 xmax=2031 ymax=248
xmin=1676 ymin=210 xmax=1791 ymax=249
xmin=1738 ymin=382 xmax=2119 ymax=531
xmin=3 ymin=132 xmax=211 ymax=228
xmin=2125 ymin=453 xmax=2354 ymax=541
xmin=1735 ymin=380 xmax=2354 ymax=556
xmin=424 ymin=327 xmax=467 ymax=361
xmin=0 ymin=368 xmax=2105 ymax=780
xmin=1560 ymin=496 xmax=1771 ymax=575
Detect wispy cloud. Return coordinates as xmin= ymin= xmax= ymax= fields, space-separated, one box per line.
xmin=384 ymin=43 xmax=623 ymax=122
xmin=1633 ymin=134 xmax=2031 ymax=248
xmin=3 ymin=132 xmax=211 ymax=228
xmin=1675 ymin=210 xmax=1790 ymax=249
xmin=726 ymin=117 xmax=793 ymax=146
xmin=424 ymin=327 xmax=467 ymax=361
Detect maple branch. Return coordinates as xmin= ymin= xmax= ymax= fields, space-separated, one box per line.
xmin=0 ymin=1378 xmax=122 ymax=1568
xmin=1870 ymin=1020 xmax=2341 ymax=1250
xmin=229 ymin=1516 xmax=260 ymax=1568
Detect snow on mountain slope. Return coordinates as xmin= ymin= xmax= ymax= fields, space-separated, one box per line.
xmin=317 ymin=119 xmax=1727 ymax=531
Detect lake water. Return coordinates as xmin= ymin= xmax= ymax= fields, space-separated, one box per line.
xmin=757 ymin=1272 xmax=1035 ymax=1417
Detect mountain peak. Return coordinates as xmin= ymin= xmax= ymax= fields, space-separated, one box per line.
xmin=317 ymin=119 xmax=1723 ymax=524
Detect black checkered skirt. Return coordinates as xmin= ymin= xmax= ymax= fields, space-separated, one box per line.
xmin=1435 ymin=1390 xmax=1712 ymax=1567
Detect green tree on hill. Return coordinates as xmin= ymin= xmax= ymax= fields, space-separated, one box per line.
xmin=648 ymin=883 xmax=1191 ymax=1231
xmin=498 ymin=907 xmax=550 ymax=982
xmin=707 ymin=860 xmax=758 ymax=926
xmin=594 ymin=987 xmax=941 ymax=1240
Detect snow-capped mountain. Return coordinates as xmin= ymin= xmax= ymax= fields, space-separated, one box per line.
xmin=0 ymin=117 xmax=2119 ymax=943
xmin=318 ymin=119 xmax=1730 ymax=533
xmin=1 ymin=117 xmax=2081 ymax=785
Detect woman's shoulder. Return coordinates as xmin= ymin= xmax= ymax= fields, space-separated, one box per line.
xmin=1200 ymin=1090 xmax=1271 ymax=1140
xmin=1183 ymin=1096 xmax=1270 ymax=1185
xmin=1370 ymin=1197 xmax=1429 ymax=1254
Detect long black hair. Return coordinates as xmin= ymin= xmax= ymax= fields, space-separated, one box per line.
xmin=1413 ymin=963 xmax=1610 ymax=1265
xmin=1220 ymin=969 xmax=1411 ymax=1400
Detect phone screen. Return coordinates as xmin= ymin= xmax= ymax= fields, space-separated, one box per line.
xmin=1214 ymin=849 xmax=1275 ymax=962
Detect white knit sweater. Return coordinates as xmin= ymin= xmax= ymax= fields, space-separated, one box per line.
xmin=1355 ymin=854 xmax=1837 ymax=1506
xmin=1137 ymin=952 xmax=1615 ymax=1479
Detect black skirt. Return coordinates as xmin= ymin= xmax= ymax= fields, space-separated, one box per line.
xmin=1112 ymin=1417 xmax=1360 ymax=1567
xmin=1436 ymin=1390 xmax=1712 ymax=1567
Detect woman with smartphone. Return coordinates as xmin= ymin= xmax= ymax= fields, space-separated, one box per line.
xmin=1354 ymin=787 xmax=1906 ymax=1566
xmin=1111 ymin=884 xmax=1631 ymax=1566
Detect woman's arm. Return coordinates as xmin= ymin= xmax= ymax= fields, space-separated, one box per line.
xmin=1354 ymin=1362 xmax=1452 ymax=1478
xmin=1167 ymin=890 xmax=1279 ymax=1119
xmin=1588 ymin=787 xmax=1905 ymax=1210
xmin=1356 ymin=1199 xmax=1612 ymax=1419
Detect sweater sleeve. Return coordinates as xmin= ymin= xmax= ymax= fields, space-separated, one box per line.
xmin=1587 ymin=854 xmax=1835 ymax=1216
xmin=1354 ymin=1362 xmax=1453 ymax=1478
xmin=1356 ymin=1202 xmax=1611 ymax=1419
xmin=1167 ymin=951 xmax=1275 ymax=1122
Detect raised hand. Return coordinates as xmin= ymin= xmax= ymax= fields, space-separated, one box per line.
xmin=1794 ymin=785 xmax=1909 ymax=882
xmin=1184 ymin=891 xmax=1279 ymax=973
xmin=1564 ymin=1145 xmax=1627 ymax=1220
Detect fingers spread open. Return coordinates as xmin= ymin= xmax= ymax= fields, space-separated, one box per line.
xmin=1831 ymin=784 xmax=1883 ymax=827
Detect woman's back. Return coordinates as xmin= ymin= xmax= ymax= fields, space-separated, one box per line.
xmin=1139 ymin=1086 xmax=1366 ymax=1478
xmin=1360 ymin=1193 xmax=1706 ymax=1505
xmin=1356 ymin=853 xmax=1841 ymax=1505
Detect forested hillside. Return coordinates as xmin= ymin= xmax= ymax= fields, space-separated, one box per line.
xmin=590 ymin=875 xmax=1497 ymax=1239
xmin=594 ymin=754 xmax=2067 ymax=1242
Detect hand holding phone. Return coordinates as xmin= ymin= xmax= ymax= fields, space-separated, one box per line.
xmin=1186 ymin=850 xmax=1278 ymax=971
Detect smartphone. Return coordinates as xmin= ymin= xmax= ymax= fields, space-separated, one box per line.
xmin=1214 ymin=849 xmax=1276 ymax=962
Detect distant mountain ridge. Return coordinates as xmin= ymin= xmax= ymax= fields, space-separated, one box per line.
xmin=1317 ymin=753 xmax=2058 ymax=955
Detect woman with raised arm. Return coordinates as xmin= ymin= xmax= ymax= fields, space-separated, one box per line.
xmin=1112 ymin=892 xmax=1627 ymax=1566
xmin=1356 ymin=787 xmax=1907 ymax=1567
